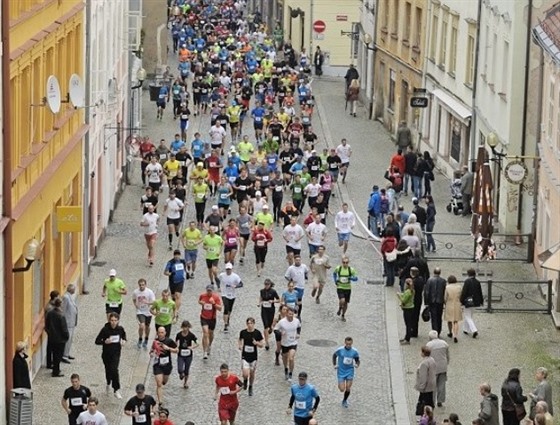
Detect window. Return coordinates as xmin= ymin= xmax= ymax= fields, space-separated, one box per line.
xmin=382 ymin=0 xmax=389 ymax=29
xmin=392 ymin=0 xmax=399 ymax=35
xmin=439 ymin=10 xmax=449 ymax=67
xmin=449 ymin=15 xmax=459 ymax=74
xmin=483 ymin=23 xmax=490 ymax=76
xmin=491 ymin=32 xmax=497 ymax=84
xmin=414 ymin=7 xmax=422 ymax=47
xmin=465 ymin=23 xmax=476 ymax=86
xmin=429 ymin=7 xmax=439 ymax=60
xmin=404 ymin=2 xmax=412 ymax=41
xmin=501 ymin=40 xmax=509 ymax=94
xmin=548 ymin=81 xmax=555 ymax=139
xmin=389 ymin=69 xmax=396 ymax=110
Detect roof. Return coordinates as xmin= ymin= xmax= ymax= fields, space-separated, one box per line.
xmin=533 ymin=3 xmax=560 ymax=64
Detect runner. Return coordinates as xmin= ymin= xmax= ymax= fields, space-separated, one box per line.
xmin=132 ymin=278 xmax=155 ymax=349
xmin=163 ymin=191 xmax=184 ymax=250
xmin=94 ymin=313 xmax=126 ymax=399
xmin=153 ymin=408 xmax=173 ymax=425
xmin=284 ymin=255 xmax=309 ymax=319
xmin=258 ymin=279 xmax=280 ymax=351
xmin=175 ymin=320 xmax=198 ymax=389
xmin=205 ymin=149 xmax=223 ymax=196
xmin=333 ymin=336 xmax=361 ymax=408
xmin=141 ymin=204 xmax=160 ymax=266
xmin=333 ymin=257 xmax=359 ymax=322
xmin=283 ymin=216 xmax=305 ymax=266
xmin=150 ymin=326 xmax=178 ymax=406
xmin=214 ymin=363 xmax=243 ymax=425
xmin=61 ymin=373 xmax=91 ymax=425
xmin=76 ymin=398 xmax=107 ymax=425
xmin=287 ymin=372 xmax=321 ymax=425
xmin=150 ymin=289 xmax=177 ymax=338
xmin=216 ymin=176 xmax=234 ymax=219
xmin=209 ymin=121 xmax=227 ymax=156
xmin=181 ymin=221 xmax=203 ymax=279
xmin=145 ymin=156 xmax=164 ymax=192
xmin=222 ymin=219 xmax=240 ymax=265
xmin=236 ymin=205 xmax=253 ymax=264
xmin=274 ymin=307 xmax=302 ymax=382
xmin=306 ymin=215 xmax=327 ymax=257
xmin=251 ymin=221 xmax=273 ymax=277
xmin=218 ymin=263 xmax=243 ymax=333
xmin=102 ymin=269 xmax=127 ymax=321
xmin=192 ymin=176 xmax=209 ymax=228
xmin=238 ymin=317 xmax=264 ymax=396
xmin=335 ymin=138 xmax=352 ymax=184
xmin=163 ymin=154 xmax=181 ymax=189
xmin=164 ymin=250 xmax=187 ymax=314
xmin=334 ymin=203 xmax=356 ymax=254
xmin=204 ymin=205 xmax=224 ymax=234
xmin=203 ymin=225 xmax=224 ymax=287
xmin=123 ymin=383 xmax=157 ymax=425
xmin=199 ymin=285 xmax=223 ymax=359
xmin=310 ymin=246 xmax=331 ymax=304
xmin=141 ymin=186 xmax=159 ymax=214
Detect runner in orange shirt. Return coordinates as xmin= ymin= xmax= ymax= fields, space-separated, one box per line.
xmin=213 ymin=363 xmax=243 ymax=425
xmin=198 ymin=285 xmax=222 ymax=359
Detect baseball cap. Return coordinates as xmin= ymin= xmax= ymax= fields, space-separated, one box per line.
xmin=411 ymin=266 xmax=419 ymax=271
xmin=412 ymin=197 xmax=419 ymax=204
xmin=255 ymin=191 xmax=262 ymax=197
xmin=135 ymin=383 xmax=145 ymax=392
xmin=212 ymin=205 xmax=219 ymax=210
xmin=197 ymin=162 xmax=204 ymax=167
xmin=206 ymin=284 xmax=214 ymax=291
xmin=109 ymin=269 xmax=117 ymax=276
xmin=311 ymin=149 xmax=316 ymax=153
xmin=225 ymin=263 xmax=233 ymax=270
xmin=298 ymin=372 xmax=308 ymax=379
xmin=262 ymin=204 xmax=269 ymax=209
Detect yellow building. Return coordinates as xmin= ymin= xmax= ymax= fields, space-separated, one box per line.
xmin=373 ymin=0 xmax=427 ymax=138
xmin=7 ymin=0 xmax=86 ymax=381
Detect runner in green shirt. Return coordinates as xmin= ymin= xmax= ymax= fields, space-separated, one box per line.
xmin=181 ymin=221 xmax=203 ymax=279
xmin=192 ymin=177 xmax=209 ymax=227
xmin=150 ymin=289 xmax=176 ymax=337
xmin=237 ymin=137 xmax=254 ymax=163
xmin=333 ymin=257 xmax=358 ymax=322
xmin=203 ymin=227 xmax=224 ymax=287
xmin=102 ymin=269 xmax=127 ymax=320
xmin=290 ymin=174 xmax=305 ymax=212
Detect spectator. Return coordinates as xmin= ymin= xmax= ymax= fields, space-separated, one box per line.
xmin=419 ymin=405 xmax=437 ymax=425
xmin=534 ymin=401 xmax=553 ymax=425
xmin=444 ymin=275 xmax=463 ymax=343
xmin=414 ymin=345 xmax=436 ymax=416
xmin=501 ymin=368 xmax=528 ymax=425
xmin=403 ymin=146 xmax=417 ymax=196
xmin=478 ymin=382 xmax=499 ymax=425
xmin=461 ymin=165 xmax=474 ymax=216
xmin=460 ymin=268 xmax=484 ymax=338
xmin=424 ymin=267 xmax=446 ymax=336
xmin=12 ymin=341 xmax=31 ymax=389
xmin=426 ymin=330 xmax=449 ymax=407
xmin=396 ymin=121 xmax=412 ymax=150
xmin=529 ymin=367 xmax=553 ymax=419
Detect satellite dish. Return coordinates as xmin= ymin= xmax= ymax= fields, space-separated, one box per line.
xmin=46 ymin=75 xmax=62 ymax=113
xmin=69 ymin=74 xmax=85 ymax=108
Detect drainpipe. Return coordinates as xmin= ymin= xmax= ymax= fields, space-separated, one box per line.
xmin=2 ymin=0 xmax=15 ymax=391
xmin=82 ymin=0 xmax=92 ymax=293
xmin=469 ymin=0 xmax=483 ymax=166
xmin=308 ymin=0 xmax=314 ymax=55
xmin=518 ymin=0 xmax=533 ymax=244
xmin=419 ymin=0 xmax=434 ymax=148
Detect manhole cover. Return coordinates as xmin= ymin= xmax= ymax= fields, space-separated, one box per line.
xmin=306 ymin=339 xmax=338 ymax=347
xmin=91 ymin=261 xmax=107 ymax=267
xmin=367 ymin=280 xmax=384 ymax=285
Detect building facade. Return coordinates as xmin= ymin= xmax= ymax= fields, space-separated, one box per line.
xmin=373 ymin=0 xmax=427 ymax=139
xmin=0 ymin=4 xmax=6 ymax=420
xmin=7 ymin=0 xmax=86 ymax=380
xmin=84 ymin=0 xmax=130 ymax=264
xmin=357 ymin=0 xmax=376 ymax=118
xmin=420 ymin=0 xmax=477 ymax=178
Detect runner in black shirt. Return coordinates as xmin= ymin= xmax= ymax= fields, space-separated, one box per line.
xmin=234 ymin=172 xmax=253 ymax=206
xmin=279 ymin=145 xmax=295 ymax=186
xmin=175 ymin=320 xmax=199 ymax=389
xmin=141 ymin=187 xmax=159 ymax=214
xmin=326 ymin=149 xmax=342 ymax=183
xmin=258 ymin=279 xmax=280 ymax=350
xmin=124 ymin=383 xmax=157 ymax=425
xmin=62 ymin=373 xmax=91 ymax=425
xmin=150 ymin=327 xmax=178 ymax=405
xmin=238 ymin=317 xmax=264 ymax=396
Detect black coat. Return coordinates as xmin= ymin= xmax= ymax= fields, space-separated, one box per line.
xmin=45 ymin=308 xmax=69 ymax=344
xmin=501 ymin=379 xmax=527 ymax=411
xmin=412 ymin=205 xmax=427 ymax=226
xmin=12 ymin=353 xmax=31 ymax=389
xmin=460 ymin=277 xmax=484 ymax=307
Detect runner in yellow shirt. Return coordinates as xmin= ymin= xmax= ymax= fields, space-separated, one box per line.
xmin=181 ymin=221 xmax=203 ymax=278
xmin=190 ymin=162 xmax=209 ymax=182
xmin=227 ymin=102 xmax=242 ymax=143
xmin=164 ymin=154 xmax=181 ymax=187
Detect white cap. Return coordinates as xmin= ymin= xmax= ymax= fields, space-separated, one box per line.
xmin=109 ymin=269 xmax=117 ymax=276
xmin=212 ymin=205 xmax=219 ymax=210
xmin=262 ymin=204 xmax=269 ymax=209
xmin=225 ymin=263 xmax=233 ymax=270
xmin=255 ymin=191 xmax=261 ymax=197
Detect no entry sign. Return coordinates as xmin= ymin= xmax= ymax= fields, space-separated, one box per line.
xmin=313 ymin=20 xmax=326 ymax=33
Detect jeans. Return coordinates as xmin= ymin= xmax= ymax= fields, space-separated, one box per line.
xmin=429 ymin=303 xmax=444 ymax=336
xmin=404 ymin=173 xmax=412 ymax=194
xmin=435 ymin=372 xmax=447 ymax=404
xmin=403 ymin=308 xmax=415 ymax=341
xmin=426 ymin=220 xmax=436 ymax=251
xmin=412 ymin=175 xmax=422 ymax=198
xmin=368 ymin=214 xmax=380 ymax=237
xmin=177 ymin=355 xmax=193 ymax=377
xmin=384 ymin=259 xmax=396 ymax=286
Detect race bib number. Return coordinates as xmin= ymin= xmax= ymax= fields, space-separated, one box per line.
xmin=159 ymin=94 xmax=166 ymax=99
xmin=241 ymin=222 xmax=249 ymax=228
xmin=136 ymin=414 xmax=147 ymax=423
xmin=70 ymin=397 xmax=83 ymax=407
xmin=311 ymin=166 xmax=318 ymax=171
xmin=228 ymin=238 xmax=237 ymax=244
xmin=288 ymin=334 xmax=296 ymax=342
xmin=340 ymin=277 xmax=349 ymax=283
xmin=175 ymin=263 xmax=184 ymax=271
xmin=343 ymin=357 xmax=353 ymax=365
xmin=203 ymin=303 xmax=213 ymax=310
xmin=208 ymin=247 xmax=217 ymax=253
xmin=287 ymin=302 xmax=296 ymax=309
xmin=255 ymin=116 xmax=262 ymax=122
xmin=262 ymin=175 xmax=269 ymax=181
xmin=294 ymin=187 xmax=301 ymax=193
xmin=220 ymin=193 xmax=229 ymax=199
xmin=239 ymin=185 xmax=246 ymax=191
xmin=262 ymin=301 xmax=271 ymax=308
xmin=197 ymin=193 xmax=205 ymax=199
xmin=180 ymin=349 xmax=191 ymax=357
xmin=109 ymin=335 xmax=120 ymax=343
xmin=295 ymin=401 xmax=306 ymax=409
xmin=159 ymin=356 xmax=170 ymax=365
xmin=109 ymin=302 xmax=119 ymax=308
xmin=181 ymin=114 xmax=189 ymax=120
xmin=244 ymin=346 xmax=255 ymax=353
xmin=275 ymin=186 xmax=282 ymax=192
xmin=159 ymin=307 xmax=170 ymax=314
xmin=256 ymin=240 xmax=265 ymax=247
xmin=220 ymin=387 xmax=230 ymax=395
xmin=209 ymin=162 xmax=217 ymax=168
xmin=179 ymin=161 xmax=186 ymax=166
xmin=160 ymin=154 xmax=167 ymax=160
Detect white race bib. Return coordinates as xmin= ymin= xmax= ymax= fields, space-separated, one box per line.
xmin=262 ymin=301 xmax=272 ymax=308
xmin=294 ymin=187 xmax=301 ymax=193
xmin=220 ymin=387 xmax=231 ymax=395
xmin=109 ymin=302 xmax=119 ymax=308
xmin=70 ymin=397 xmax=83 ymax=407
xmin=109 ymin=335 xmax=120 ymax=343
xmin=159 ymin=307 xmax=170 ymax=314
xmin=340 ymin=277 xmax=349 ymax=283
xmin=136 ymin=414 xmax=147 ymax=423
xmin=262 ymin=175 xmax=269 ymax=181
xmin=203 ymin=303 xmax=213 ymax=310
xmin=275 ymin=186 xmax=282 ymax=192
xmin=180 ymin=349 xmax=191 ymax=356
xmin=179 ymin=161 xmax=186 ymax=166
xmin=160 ymin=154 xmax=167 ymax=160
xmin=196 ymin=193 xmax=205 ymax=199
xmin=238 ymin=185 xmax=247 ymax=191
xmin=287 ymin=302 xmax=296 ymax=309
xmin=228 ymin=238 xmax=237 ymax=244
xmin=343 ymin=357 xmax=353 ymax=365
xmin=311 ymin=166 xmax=318 ymax=170
xmin=287 ymin=334 xmax=296 ymax=342
xmin=220 ymin=193 xmax=229 ymax=199
xmin=256 ymin=240 xmax=265 ymax=247
xmin=159 ymin=356 xmax=170 ymax=365
xmin=244 ymin=346 xmax=255 ymax=353
xmin=175 ymin=263 xmax=184 ymax=271
xmin=295 ymin=401 xmax=306 ymax=409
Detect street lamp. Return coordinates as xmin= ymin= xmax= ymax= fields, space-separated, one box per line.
xmin=486 ymin=132 xmax=507 ymax=168
xmin=12 ymin=238 xmax=41 ymax=273
xmin=341 ymin=29 xmax=359 ymax=41
xmin=131 ymin=67 xmax=146 ymax=90
xmin=362 ymin=33 xmax=377 ymax=51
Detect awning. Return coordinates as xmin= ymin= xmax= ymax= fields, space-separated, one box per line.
xmin=431 ymin=88 xmax=472 ymax=122
xmin=539 ymin=243 xmax=560 ymax=271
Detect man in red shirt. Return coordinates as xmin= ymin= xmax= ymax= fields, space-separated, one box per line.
xmin=204 ymin=149 xmax=223 ymax=196
xmin=198 ymin=285 xmax=223 ymax=359
xmin=214 ymin=363 xmax=242 ymax=425
xmin=251 ymin=222 xmax=273 ymax=277
xmin=390 ymin=148 xmax=406 ymax=175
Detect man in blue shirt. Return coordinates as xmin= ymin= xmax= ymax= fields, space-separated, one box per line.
xmin=367 ymin=185 xmax=381 ymax=237
xmin=170 ymin=134 xmax=185 ymax=154
xmin=156 ymin=85 xmax=169 ymax=120
xmin=191 ymin=133 xmax=204 ymax=162
xmin=287 ymin=372 xmax=320 ymax=425
xmin=332 ymin=337 xmax=360 ymax=408
xmin=164 ymin=249 xmax=187 ymax=314
xmin=251 ymin=102 xmax=266 ymax=143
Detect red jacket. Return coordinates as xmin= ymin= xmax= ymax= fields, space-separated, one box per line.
xmin=381 ymin=236 xmax=397 ymax=255
xmin=390 ymin=154 xmax=406 ymax=175
xmin=251 ymin=229 xmax=273 ymax=247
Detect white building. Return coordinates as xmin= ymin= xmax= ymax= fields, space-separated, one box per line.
xmin=356 ymin=0 xmax=376 ymax=118
xmin=84 ymin=0 xmax=131 ymax=266
xmin=420 ymin=0 xmax=478 ymax=178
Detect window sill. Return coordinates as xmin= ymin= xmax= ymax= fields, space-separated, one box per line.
xmin=488 ymin=83 xmax=495 ymax=93
xmin=387 ymin=108 xmax=395 ymax=115
xmin=464 ymin=82 xmax=473 ymax=90
xmin=437 ymin=64 xmax=445 ymax=72
xmin=412 ymin=46 xmax=421 ymax=54
xmin=402 ymin=40 xmax=410 ymax=47
xmin=447 ymin=71 xmax=456 ymax=79
xmin=390 ymin=33 xmax=398 ymax=40
xmin=381 ymin=27 xmax=388 ymax=35
xmin=498 ymin=92 xmax=507 ymax=102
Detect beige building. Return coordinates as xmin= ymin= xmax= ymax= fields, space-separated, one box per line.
xmin=373 ymin=0 xmax=428 ymax=139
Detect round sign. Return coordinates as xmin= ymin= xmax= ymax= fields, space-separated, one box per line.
xmin=313 ymin=20 xmax=326 ymax=33
xmin=504 ymin=160 xmax=528 ymax=185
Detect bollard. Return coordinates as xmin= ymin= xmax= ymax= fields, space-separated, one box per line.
xmin=487 ymin=280 xmax=492 ymax=313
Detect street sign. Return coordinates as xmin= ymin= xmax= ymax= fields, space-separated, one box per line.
xmin=410 ymin=96 xmax=429 ymax=108
xmin=504 ymin=160 xmax=528 ymax=184
xmin=313 ymin=20 xmax=326 ymax=33
xmin=336 ymin=15 xmax=348 ymax=21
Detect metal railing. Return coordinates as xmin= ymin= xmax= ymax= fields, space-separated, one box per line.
xmin=486 ymin=279 xmax=553 ymax=314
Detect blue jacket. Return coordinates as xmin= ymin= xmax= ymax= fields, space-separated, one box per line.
xmin=368 ymin=191 xmax=381 ymax=215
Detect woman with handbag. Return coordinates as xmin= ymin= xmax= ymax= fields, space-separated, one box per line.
xmin=460 ymin=268 xmax=484 ymax=338
xmin=501 ymin=368 xmax=528 ymax=425
xmin=346 ymin=79 xmax=360 ymax=117
xmin=381 ymin=229 xmax=398 ymax=287
xmin=397 ymin=278 xmax=415 ymax=344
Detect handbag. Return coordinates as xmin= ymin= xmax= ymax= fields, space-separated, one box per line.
xmin=421 ymin=306 xmax=431 ymax=322
xmin=507 ymin=390 xmax=526 ymax=420
xmin=386 ymin=249 xmax=397 ymax=262
xmin=464 ymin=296 xmax=475 ymax=308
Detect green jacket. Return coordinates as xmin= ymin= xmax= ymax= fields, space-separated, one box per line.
xmin=398 ymin=289 xmax=414 ymax=309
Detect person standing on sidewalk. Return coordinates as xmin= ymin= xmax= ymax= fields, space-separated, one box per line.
xmin=414 ymin=346 xmax=437 ymax=416
xmin=45 ymin=290 xmax=60 ymax=370
xmin=45 ymin=298 xmax=69 ymax=377
xmin=460 ymin=165 xmax=474 ymax=216
xmin=426 ymin=330 xmax=449 ymax=408
xmin=478 ymin=383 xmax=500 ymax=425
xmin=501 ymin=368 xmax=528 ymax=425
xmin=124 ymin=383 xmax=157 ymax=425
xmin=397 ymin=278 xmax=415 ymax=345
xmin=410 ymin=267 xmax=426 ymax=338
xmin=132 ymin=278 xmax=155 ymax=349
xmin=367 ymin=185 xmax=382 ymax=237
xmin=346 ymin=79 xmax=360 ymax=118
xmin=460 ymin=268 xmax=484 ymax=338
xmin=528 ymin=367 xmax=553 ymax=419
xmin=102 ymin=269 xmax=127 ymax=320
xmin=61 ymin=373 xmax=91 ymax=425
xmin=62 ymin=284 xmax=78 ymax=363
xmin=423 ymin=268 xmax=447 ymax=336
xmin=141 ymin=204 xmax=160 ymax=267
xmin=13 ymin=342 xmax=31 ymax=389
xmin=444 ymin=275 xmax=463 ymax=343
xmin=95 ymin=312 xmax=127 ymax=399
xmin=403 ymin=146 xmax=417 ymax=196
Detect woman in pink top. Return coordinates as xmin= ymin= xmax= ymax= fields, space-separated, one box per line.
xmin=222 ymin=219 xmax=240 ymax=265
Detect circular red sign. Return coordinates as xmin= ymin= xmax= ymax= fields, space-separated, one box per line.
xmin=313 ymin=20 xmax=326 ymax=33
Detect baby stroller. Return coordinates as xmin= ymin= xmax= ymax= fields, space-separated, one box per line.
xmin=446 ymin=178 xmax=463 ymax=215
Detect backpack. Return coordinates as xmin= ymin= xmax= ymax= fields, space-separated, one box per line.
xmin=392 ymin=174 xmax=403 ymax=192
xmin=380 ymin=195 xmax=389 ymax=214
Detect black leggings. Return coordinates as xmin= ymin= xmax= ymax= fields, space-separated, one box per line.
xmin=272 ymin=195 xmax=283 ymax=221
xmin=195 ymin=202 xmax=206 ymax=223
xmin=254 ymin=247 xmax=268 ymax=264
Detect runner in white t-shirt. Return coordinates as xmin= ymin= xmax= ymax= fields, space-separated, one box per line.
xmin=306 ymin=215 xmax=327 ymax=256
xmin=145 ymin=157 xmax=164 ymax=191
xmin=163 ymin=191 xmax=185 ymax=250
xmin=282 ymin=217 xmax=305 ymax=265
xmin=209 ymin=122 xmax=227 ymax=153
xmin=76 ymin=398 xmax=108 ymax=425
xmin=132 ymin=278 xmax=156 ymax=349
xmin=335 ymin=138 xmax=352 ymax=184
xmin=335 ymin=202 xmax=356 ymax=254
xmin=141 ymin=205 xmax=160 ymax=267
xmin=218 ymin=263 xmax=243 ymax=333
xmin=274 ymin=309 xmax=301 ymax=382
